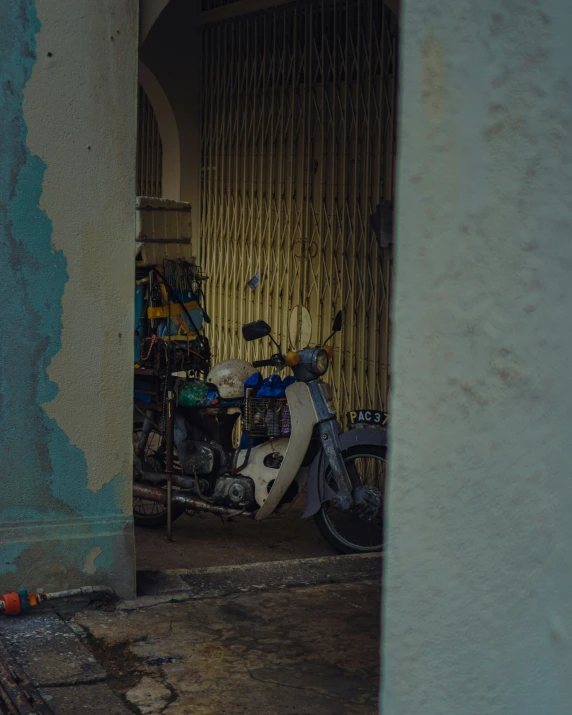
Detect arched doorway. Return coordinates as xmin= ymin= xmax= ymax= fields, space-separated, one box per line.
xmin=136 ymin=83 xmax=163 ymax=198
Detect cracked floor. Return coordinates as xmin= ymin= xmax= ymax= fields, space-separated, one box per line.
xmin=74 ymin=580 xmax=381 ymax=715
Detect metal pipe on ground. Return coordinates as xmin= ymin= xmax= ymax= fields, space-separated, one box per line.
xmin=0 ymin=586 xmax=116 ymax=616
xmin=40 ymin=586 xmax=116 ymax=602
xmin=133 ymin=483 xmax=254 ymax=518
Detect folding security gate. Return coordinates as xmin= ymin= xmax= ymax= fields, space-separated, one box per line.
xmin=200 ymin=0 xmax=398 ymax=417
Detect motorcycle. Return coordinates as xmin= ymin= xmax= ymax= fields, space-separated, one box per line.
xmin=132 ymin=311 xmax=387 ymax=554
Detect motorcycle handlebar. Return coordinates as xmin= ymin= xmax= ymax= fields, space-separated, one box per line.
xmin=252 ymin=359 xmax=276 ymax=368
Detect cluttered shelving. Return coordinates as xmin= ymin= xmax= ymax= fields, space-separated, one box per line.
xmin=134 ymin=197 xmax=210 ymax=409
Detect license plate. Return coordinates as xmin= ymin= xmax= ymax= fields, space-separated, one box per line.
xmin=347 ymin=409 xmax=388 ymax=428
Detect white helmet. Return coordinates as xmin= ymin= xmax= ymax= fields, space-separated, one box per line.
xmin=207 ymin=359 xmax=256 ymax=399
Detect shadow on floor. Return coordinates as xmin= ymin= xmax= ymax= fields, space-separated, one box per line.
xmin=135 ymin=505 xmax=336 ymax=571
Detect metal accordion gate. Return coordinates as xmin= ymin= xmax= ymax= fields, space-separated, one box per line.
xmin=200 ymin=0 xmax=398 ymax=418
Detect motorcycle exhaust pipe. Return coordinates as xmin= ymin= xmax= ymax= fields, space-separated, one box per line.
xmin=135 ymin=470 xmax=197 ymax=490
xmin=132 ymin=482 xmax=255 ymax=518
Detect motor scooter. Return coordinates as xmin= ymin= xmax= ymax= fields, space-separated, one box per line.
xmin=133 ymin=311 xmax=386 ymax=553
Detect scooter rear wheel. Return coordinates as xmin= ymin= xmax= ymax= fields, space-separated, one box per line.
xmin=314 ymin=445 xmax=386 ymax=554
xmin=133 ymin=422 xmax=187 ymax=528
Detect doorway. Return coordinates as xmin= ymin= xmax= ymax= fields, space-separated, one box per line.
xmin=134 ymin=0 xmax=398 ymax=572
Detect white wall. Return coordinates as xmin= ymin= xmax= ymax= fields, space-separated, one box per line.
xmin=382 ymin=1 xmax=572 ymax=712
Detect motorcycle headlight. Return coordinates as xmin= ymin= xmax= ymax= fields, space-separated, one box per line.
xmin=312 ymin=348 xmax=329 ymax=376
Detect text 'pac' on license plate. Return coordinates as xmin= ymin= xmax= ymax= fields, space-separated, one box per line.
xmin=347 ymin=409 xmax=388 ymax=427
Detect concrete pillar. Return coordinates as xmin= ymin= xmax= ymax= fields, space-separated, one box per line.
xmin=0 ymin=1 xmax=137 ymax=598
xmin=382 ymin=2 xmax=572 ymax=713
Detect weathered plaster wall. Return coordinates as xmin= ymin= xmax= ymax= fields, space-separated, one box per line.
xmin=382 ymin=1 xmax=572 ymax=713
xmin=0 ymin=1 xmax=137 ymax=597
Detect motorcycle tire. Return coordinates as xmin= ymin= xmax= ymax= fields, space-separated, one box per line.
xmin=133 ymin=495 xmax=187 ymax=529
xmin=314 ymin=444 xmax=386 ymax=555
xmin=133 ymin=421 xmax=188 ymax=528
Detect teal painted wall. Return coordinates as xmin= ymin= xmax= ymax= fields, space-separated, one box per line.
xmin=0 ymin=1 xmax=137 ymax=596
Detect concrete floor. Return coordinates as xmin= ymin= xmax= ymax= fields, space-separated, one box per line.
xmin=135 ymin=505 xmax=336 ymax=571
xmin=74 ymin=578 xmax=381 ymax=715
xmin=0 ymin=554 xmax=381 ymax=715
xmin=0 ymin=506 xmax=381 ymax=713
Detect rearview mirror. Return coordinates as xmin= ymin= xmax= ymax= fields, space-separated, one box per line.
xmin=242 ymin=320 xmax=272 ymax=342
xmin=333 ymin=310 xmax=343 ymax=332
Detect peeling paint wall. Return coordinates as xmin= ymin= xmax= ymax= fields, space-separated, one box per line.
xmin=383 ymin=1 xmax=572 ymax=712
xmin=0 ymin=1 xmax=137 ymax=597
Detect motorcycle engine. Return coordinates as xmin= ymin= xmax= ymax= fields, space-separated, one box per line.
xmin=177 ymin=439 xmax=216 ymax=476
xmin=212 ymin=476 xmax=255 ymax=509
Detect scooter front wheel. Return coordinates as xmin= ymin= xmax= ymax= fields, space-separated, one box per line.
xmin=314 ymin=445 xmax=386 ymax=554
